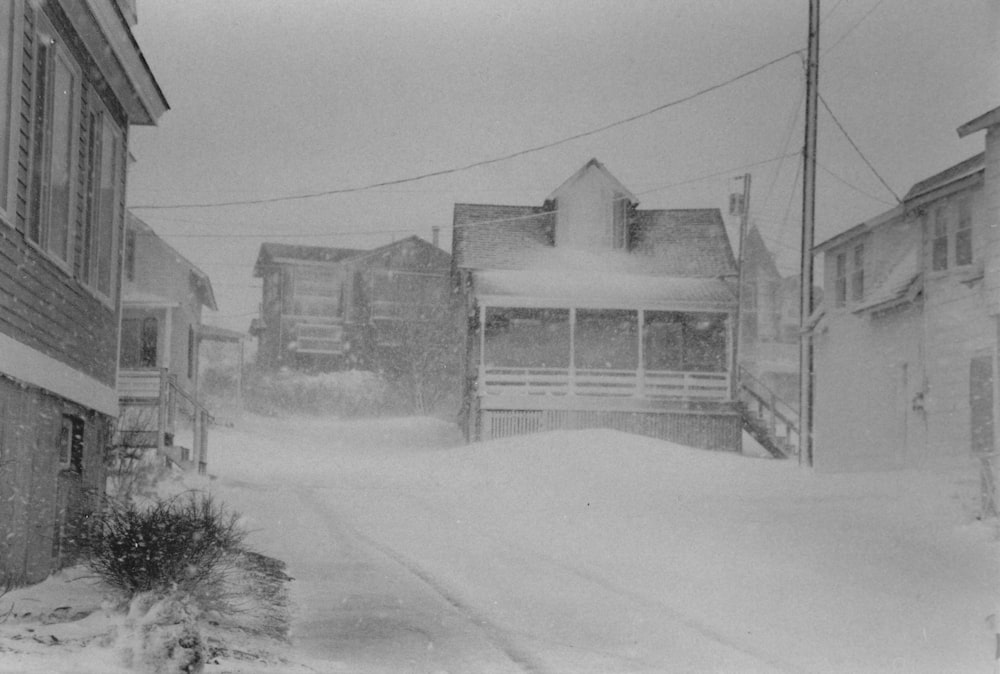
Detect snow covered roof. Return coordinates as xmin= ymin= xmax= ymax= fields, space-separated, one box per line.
xmin=453 ymin=205 xmax=736 ymax=277
xmin=253 ymin=242 xmax=367 ymax=276
xmin=474 ymin=269 xmax=736 ymax=310
xmin=902 ymin=152 xmax=983 ymax=202
xmin=852 ymin=244 xmax=922 ymax=314
xmin=122 ymin=290 xmax=180 ymax=309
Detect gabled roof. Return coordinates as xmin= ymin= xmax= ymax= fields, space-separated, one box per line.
xmin=851 ymin=243 xmax=922 ymax=314
xmin=546 ymin=158 xmax=637 ymax=203
xmin=958 ymin=105 xmax=1000 ymax=137
xmin=348 ymin=235 xmax=450 ymax=267
xmin=128 ymin=213 xmax=217 ymax=310
xmin=252 ymin=243 xmax=367 ymax=276
xmin=453 ymin=204 xmax=736 ymax=278
xmin=903 ymin=152 xmax=984 ymax=201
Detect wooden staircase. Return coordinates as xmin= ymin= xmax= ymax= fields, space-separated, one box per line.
xmin=737 ymin=366 xmax=799 ymax=459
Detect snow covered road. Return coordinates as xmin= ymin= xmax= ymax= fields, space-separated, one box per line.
xmin=207 ymin=414 xmax=997 ymax=673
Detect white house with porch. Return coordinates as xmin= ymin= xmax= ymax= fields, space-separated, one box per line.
xmin=452 ymin=159 xmax=742 ymax=451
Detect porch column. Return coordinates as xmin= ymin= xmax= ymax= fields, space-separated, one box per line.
xmin=568 ymin=308 xmax=576 ymax=395
xmin=478 ymin=304 xmax=486 ymax=393
xmin=637 ymin=309 xmax=645 ymax=396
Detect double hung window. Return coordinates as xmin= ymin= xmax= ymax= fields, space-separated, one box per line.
xmin=82 ymin=98 xmax=125 ymax=300
xmin=27 ymin=11 xmax=81 ymax=268
xmin=0 ymin=0 xmax=22 ymax=225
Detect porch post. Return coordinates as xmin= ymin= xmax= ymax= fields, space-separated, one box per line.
xmin=478 ymin=304 xmax=486 ymax=392
xmin=637 ymin=309 xmax=645 ymax=396
xmin=568 ymin=308 xmax=576 ymax=395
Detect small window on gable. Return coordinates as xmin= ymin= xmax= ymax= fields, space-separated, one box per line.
xmin=834 ymin=252 xmax=847 ymax=307
xmin=955 ymin=199 xmax=972 ymax=267
xmin=931 ymin=206 xmax=948 ymax=271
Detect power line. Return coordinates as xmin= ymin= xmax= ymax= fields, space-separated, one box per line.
xmin=823 ymin=0 xmax=889 ymax=55
xmin=130 ymin=48 xmax=803 ymax=211
xmin=817 ymin=161 xmax=897 ymax=207
xmin=819 ymin=93 xmax=901 ymax=203
xmin=633 ymin=152 xmax=799 ymax=197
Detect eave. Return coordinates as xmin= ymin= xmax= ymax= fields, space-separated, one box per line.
xmin=58 ymin=0 xmax=169 ymax=125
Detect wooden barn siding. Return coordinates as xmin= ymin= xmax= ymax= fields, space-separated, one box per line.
xmin=0 ymin=3 xmax=123 ymax=388
xmin=480 ymin=408 xmax=741 ymax=451
xmin=0 ymin=376 xmax=108 ymax=584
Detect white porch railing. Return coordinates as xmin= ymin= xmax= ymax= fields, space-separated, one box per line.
xmin=479 ymin=366 xmax=730 ymax=400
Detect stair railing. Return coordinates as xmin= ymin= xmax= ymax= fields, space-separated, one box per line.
xmin=737 ymin=365 xmax=800 ymax=456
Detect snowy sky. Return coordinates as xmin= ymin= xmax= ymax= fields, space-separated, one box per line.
xmin=124 ymin=0 xmax=1000 ymax=332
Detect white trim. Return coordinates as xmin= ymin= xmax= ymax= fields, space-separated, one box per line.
xmin=0 ymin=332 xmax=118 ymax=416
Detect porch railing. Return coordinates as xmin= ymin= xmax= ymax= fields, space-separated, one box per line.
xmin=479 ymin=366 xmax=730 ymax=400
xmin=118 ymin=369 xmax=213 ymax=474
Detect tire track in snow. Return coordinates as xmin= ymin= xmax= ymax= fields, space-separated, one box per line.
xmin=298 ymin=488 xmax=549 ymax=674
xmin=397 ymin=490 xmax=808 ymax=674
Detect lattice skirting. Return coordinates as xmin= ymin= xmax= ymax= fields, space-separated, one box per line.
xmin=478 ymin=407 xmax=741 ymax=451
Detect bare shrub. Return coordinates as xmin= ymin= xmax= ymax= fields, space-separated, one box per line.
xmin=87 ymin=493 xmax=246 ymax=602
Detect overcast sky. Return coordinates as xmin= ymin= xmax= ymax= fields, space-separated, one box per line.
xmin=125 ymin=0 xmax=1000 ymax=332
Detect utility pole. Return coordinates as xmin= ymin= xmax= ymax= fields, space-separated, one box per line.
xmin=799 ymin=0 xmax=820 ymax=467
xmin=731 ymin=174 xmax=752 ymax=400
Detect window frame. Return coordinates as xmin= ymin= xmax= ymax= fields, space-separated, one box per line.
xmin=955 ymin=198 xmax=973 ymax=268
xmin=931 ymin=206 xmax=949 ymax=272
xmin=0 ymin=0 xmax=24 ymax=228
xmin=80 ymin=94 xmax=125 ymax=304
xmin=26 ymin=9 xmax=83 ymax=272
xmin=851 ymin=243 xmax=864 ymax=302
xmin=834 ymin=252 xmax=847 ymax=307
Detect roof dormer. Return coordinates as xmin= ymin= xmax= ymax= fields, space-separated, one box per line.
xmin=548 ymin=159 xmax=637 ymax=251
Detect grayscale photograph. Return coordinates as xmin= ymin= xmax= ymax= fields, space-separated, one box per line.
xmin=0 ymin=1 xmax=998 ymax=672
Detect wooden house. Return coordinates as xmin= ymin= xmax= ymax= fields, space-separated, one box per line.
xmin=117 ymin=213 xmax=235 ymax=473
xmin=452 ymin=159 xmax=742 ymax=451
xmin=251 ymin=235 xmax=453 ymax=371
xmin=0 ymin=0 xmax=167 ymax=584
xmin=811 ymin=145 xmax=993 ymax=473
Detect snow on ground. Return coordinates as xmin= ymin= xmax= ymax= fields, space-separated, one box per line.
xmin=1 ymin=413 xmax=996 ymax=672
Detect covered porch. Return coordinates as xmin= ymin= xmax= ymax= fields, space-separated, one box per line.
xmin=467 ymin=270 xmax=740 ymax=449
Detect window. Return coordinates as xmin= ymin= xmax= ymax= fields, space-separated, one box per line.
xmin=851 ymin=244 xmax=864 ymax=301
xmin=931 ymin=207 xmax=948 ymax=271
xmin=484 ymin=307 xmax=569 ymax=368
xmin=834 ymin=252 xmax=847 ymax=307
xmin=0 ymin=0 xmax=22 ymax=223
xmin=288 ymin=265 xmax=340 ymax=317
xmin=643 ymin=312 xmax=727 ymax=373
xmin=58 ymin=414 xmax=83 ymax=472
xmin=120 ymin=316 xmax=158 ymax=368
xmin=574 ymin=309 xmax=637 ymax=370
xmin=955 ymin=199 xmax=973 ymax=267
xmin=81 ymin=99 xmax=124 ymax=299
xmin=27 ymin=12 xmax=81 ymax=266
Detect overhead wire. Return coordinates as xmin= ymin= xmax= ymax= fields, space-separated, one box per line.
xmin=129 ymin=48 xmax=804 ymax=211
xmin=823 ymin=0 xmax=889 ymax=55
xmin=818 ymin=93 xmax=901 ymax=203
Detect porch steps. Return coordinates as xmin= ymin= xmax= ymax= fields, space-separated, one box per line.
xmin=736 ymin=366 xmax=799 ymax=460
xmin=738 ymin=403 xmax=791 ymax=459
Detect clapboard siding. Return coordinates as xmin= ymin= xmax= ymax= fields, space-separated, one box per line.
xmin=0 ymin=2 xmax=122 ymax=388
